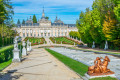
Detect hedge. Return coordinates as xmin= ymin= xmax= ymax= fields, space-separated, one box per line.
xmin=0 ymin=45 xmax=14 ymax=63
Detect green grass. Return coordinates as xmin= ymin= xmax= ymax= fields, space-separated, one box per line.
xmin=89 ymin=76 xmax=117 ymax=80
xmin=24 ymin=37 xmax=46 ymax=46
xmin=0 ymin=59 xmax=12 ymax=71
xmin=50 ymin=37 xmax=79 ymax=45
xmin=45 ymin=48 xmax=118 ymax=80
xmin=69 ymin=47 xmax=120 ymax=55
xmin=45 ymin=48 xmax=88 ymax=76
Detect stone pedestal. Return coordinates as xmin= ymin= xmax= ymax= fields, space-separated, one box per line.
xmin=55 ymin=41 xmax=56 ymax=44
xmin=22 ymin=47 xmax=27 ymax=56
xmin=61 ymin=41 xmax=62 ymax=44
xmin=12 ymin=49 xmax=21 ymax=62
xmin=85 ymin=73 xmax=116 ymax=79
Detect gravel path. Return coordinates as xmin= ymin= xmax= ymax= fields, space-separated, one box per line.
xmin=1 ymin=48 xmax=81 ymax=80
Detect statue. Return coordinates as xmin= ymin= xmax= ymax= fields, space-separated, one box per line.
xmin=92 ymin=41 xmax=95 ymax=48
xmin=87 ymin=56 xmax=114 ymax=76
xmin=104 ymin=40 xmax=108 ymax=50
xmin=14 ymin=38 xmax=18 ymax=50
xmin=22 ymin=41 xmax=27 ymax=56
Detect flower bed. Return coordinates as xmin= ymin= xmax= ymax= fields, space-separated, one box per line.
xmin=49 ymin=37 xmax=83 ymax=45
xmin=24 ymin=37 xmax=46 ymax=46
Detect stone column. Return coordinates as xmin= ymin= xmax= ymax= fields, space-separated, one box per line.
xmin=22 ymin=41 xmax=27 ymax=56
xmin=92 ymin=41 xmax=95 ymax=48
xmin=12 ymin=38 xmax=21 ymax=62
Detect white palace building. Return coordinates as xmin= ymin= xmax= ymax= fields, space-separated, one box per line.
xmin=15 ymin=8 xmax=78 ymax=38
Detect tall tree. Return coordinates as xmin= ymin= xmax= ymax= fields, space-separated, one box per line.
xmin=17 ymin=19 xmax=20 ymax=24
xmin=22 ymin=19 xmax=25 ymax=24
xmin=0 ymin=0 xmax=14 ymax=24
xmin=32 ymin=14 xmax=37 ymax=23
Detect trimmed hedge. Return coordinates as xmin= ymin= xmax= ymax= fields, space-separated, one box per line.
xmin=0 ymin=45 xmax=14 ymax=63
xmin=0 ymin=37 xmax=14 ymax=47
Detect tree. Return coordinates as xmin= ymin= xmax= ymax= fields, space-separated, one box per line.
xmin=0 ymin=0 xmax=14 ymax=24
xmin=22 ymin=19 xmax=25 ymax=24
xmin=114 ymin=0 xmax=120 ymax=21
xmin=89 ymin=8 xmax=105 ymax=44
xmin=103 ymin=11 xmax=120 ymax=46
xmin=45 ymin=16 xmax=49 ymax=20
xmin=32 ymin=14 xmax=37 ymax=23
xmin=17 ymin=19 xmax=20 ymax=24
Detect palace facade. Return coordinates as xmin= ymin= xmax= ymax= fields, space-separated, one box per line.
xmin=15 ymin=8 xmax=78 ymax=38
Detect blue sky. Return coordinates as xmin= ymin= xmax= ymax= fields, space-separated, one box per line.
xmin=12 ymin=0 xmax=94 ymax=24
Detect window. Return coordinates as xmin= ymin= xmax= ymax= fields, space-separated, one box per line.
xmin=48 ymin=33 xmax=50 ymax=36
xmin=41 ymin=33 xmax=43 ymax=37
xmin=34 ymin=33 xmax=36 ymax=37
xmin=27 ymin=33 xmax=29 ymax=37
xmin=65 ymin=32 xmax=67 ymax=36
xmin=62 ymin=32 xmax=63 ymax=36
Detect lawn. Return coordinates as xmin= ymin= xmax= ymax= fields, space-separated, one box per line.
xmin=24 ymin=37 xmax=46 ymax=46
xmin=45 ymin=48 xmax=118 ymax=80
xmin=0 ymin=43 xmax=22 ymax=71
xmin=45 ymin=48 xmax=88 ymax=76
xmin=49 ymin=37 xmax=81 ymax=45
xmin=89 ymin=76 xmax=117 ymax=80
xmin=0 ymin=59 xmax=12 ymax=71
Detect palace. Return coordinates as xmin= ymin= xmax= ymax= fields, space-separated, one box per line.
xmin=15 ymin=8 xmax=78 ymax=38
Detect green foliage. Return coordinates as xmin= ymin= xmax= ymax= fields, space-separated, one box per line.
xmin=32 ymin=14 xmax=37 ymax=23
xmin=69 ymin=31 xmax=80 ymax=39
xmin=0 ymin=0 xmax=14 ymax=24
xmin=45 ymin=16 xmax=49 ymax=20
xmin=0 ymin=59 xmax=12 ymax=71
xmin=45 ymin=48 xmax=88 ymax=76
xmin=49 ymin=37 xmax=81 ymax=45
xmin=0 ymin=24 xmax=15 ymax=47
xmin=77 ymin=0 xmax=120 ymax=49
xmin=17 ymin=19 xmax=20 ymax=24
xmin=0 ymin=45 xmax=13 ymax=63
xmin=24 ymin=37 xmax=45 ymax=46
xmin=22 ymin=19 xmax=25 ymax=24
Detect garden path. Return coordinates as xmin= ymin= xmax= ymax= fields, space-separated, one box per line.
xmin=1 ymin=48 xmax=82 ymax=80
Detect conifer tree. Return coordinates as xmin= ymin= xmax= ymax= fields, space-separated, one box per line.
xmin=22 ymin=19 xmax=25 ymax=24
xmin=33 ymin=15 xmax=37 ymax=23
xmin=17 ymin=19 xmax=20 ymax=24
